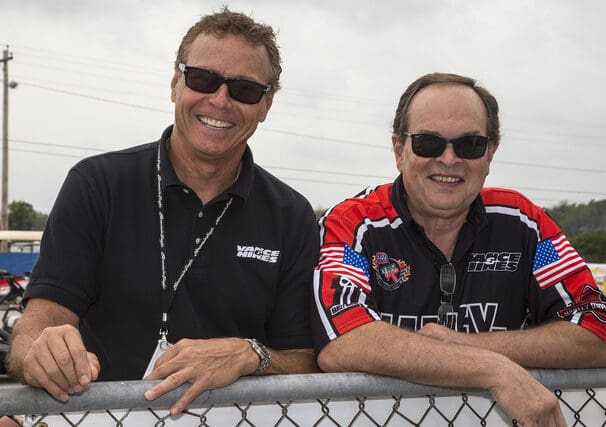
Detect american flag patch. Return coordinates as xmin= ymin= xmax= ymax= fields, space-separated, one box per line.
xmin=532 ymin=234 xmax=586 ymax=289
xmin=318 ymin=244 xmax=371 ymax=292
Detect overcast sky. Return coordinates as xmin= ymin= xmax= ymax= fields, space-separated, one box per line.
xmin=2 ymin=0 xmax=606 ymax=214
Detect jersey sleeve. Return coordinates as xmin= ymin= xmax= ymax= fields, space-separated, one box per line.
xmin=528 ymin=203 xmax=606 ymax=341
xmin=311 ymin=203 xmax=381 ymax=352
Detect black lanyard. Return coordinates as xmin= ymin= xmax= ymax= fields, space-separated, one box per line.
xmin=155 ymin=141 xmax=232 ymax=341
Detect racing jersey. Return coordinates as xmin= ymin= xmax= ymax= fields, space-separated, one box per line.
xmin=312 ymin=177 xmax=606 ymax=351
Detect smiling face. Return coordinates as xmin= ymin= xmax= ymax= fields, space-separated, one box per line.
xmin=392 ymin=83 xmax=498 ymax=224
xmin=169 ymin=32 xmax=273 ymax=167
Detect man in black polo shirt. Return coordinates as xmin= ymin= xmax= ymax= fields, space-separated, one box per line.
xmin=312 ymin=73 xmax=606 ymax=425
xmin=7 ymin=8 xmax=319 ymax=415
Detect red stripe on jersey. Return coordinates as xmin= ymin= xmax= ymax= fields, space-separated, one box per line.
xmin=332 ymin=305 xmax=375 ymax=335
xmin=320 ymin=184 xmax=399 ymax=246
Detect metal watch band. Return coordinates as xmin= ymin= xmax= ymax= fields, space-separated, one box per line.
xmin=245 ymin=338 xmax=270 ymax=375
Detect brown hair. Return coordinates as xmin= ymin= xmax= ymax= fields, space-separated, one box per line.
xmin=392 ymin=73 xmax=500 ymax=144
xmin=175 ymin=6 xmax=282 ymax=92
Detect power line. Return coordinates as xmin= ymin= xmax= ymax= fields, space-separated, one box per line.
xmin=9 ymin=146 xmax=606 ymax=199
xmin=258 ymin=128 xmax=388 ymax=150
xmin=263 ymin=165 xmax=392 ymax=180
xmin=12 ymin=49 xmax=167 ymax=75
xmin=9 ymin=132 xmax=606 ymax=178
xmin=18 ymin=81 xmax=172 ymax=113
xmin=11 ymin=138 xmax=105 ymax=152
xmin=495 ymin=160 xmax=605 ymax=174
xmin=16 ymin=61 xmax=166 ymax=87
xmin=8 ymin=44 xmax=606 ymax=134
xmin=11 ymin=44 xmax=167 ymax=75
xmin=12 ymin=76 xmax=168 ymax=101
xmin=11 ymin=147 xmax=83 ymax=159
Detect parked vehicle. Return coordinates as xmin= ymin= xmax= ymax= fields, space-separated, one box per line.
xmin=0 ymin=270 xmax=27 ymax=375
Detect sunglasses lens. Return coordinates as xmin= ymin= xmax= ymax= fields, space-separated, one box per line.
xmin=185 ymin=68 xmax=222 ymax=94
xmin=183 ymin=66 xmax=267 ymax=104
xmin=454 ymin=136 xmax=489 ymax=159
xmin=228 ymin=80 xmax=266 ymax=104
xmin=440 ymin=264 xmax=456 ymax=294
xmin=411 ymin=134 xmax=446 ymax=158
xmin=437 ymin=302 xmax=454 ymax=326
xmin=410 ymin=134 xmax=489 ymax=159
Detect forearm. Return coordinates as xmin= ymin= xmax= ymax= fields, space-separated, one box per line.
xmin=441 ymin=321 xmax=606 ymax=368
xmin=266 ymin=348 xmax=319 ymax=375
xmin=318 ymin=321 xmax=514 ymax=390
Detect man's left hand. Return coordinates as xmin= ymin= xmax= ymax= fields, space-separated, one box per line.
xmin=417 ymin=322 xmax=460 ymax=342
xmin=143 ymin=337 xmax=259 ymax=415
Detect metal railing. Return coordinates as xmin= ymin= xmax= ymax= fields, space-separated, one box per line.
xmin=1 ymin=369 xmax=605 ymax=426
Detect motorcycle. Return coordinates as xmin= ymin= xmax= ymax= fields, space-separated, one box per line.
xmin=0 ymin=270 xmax=27 ymax=375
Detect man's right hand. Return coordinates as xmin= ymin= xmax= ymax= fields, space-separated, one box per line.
xmin=488 ymin=359 xmax=566 ymax=426
xmin=21 ymin=324 xmax=100 ymax=401
xmin=6 ymin=298 xmax=100 ymax=402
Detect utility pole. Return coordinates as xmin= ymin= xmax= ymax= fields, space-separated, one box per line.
xmin=1 ymin=46 xmax=14 ymax=234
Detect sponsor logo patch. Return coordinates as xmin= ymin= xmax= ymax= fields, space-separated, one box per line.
xmin=236 ymin=245 xmax=280 ymax=263
xmin=467 ymin=252 xmax=521 ymax=272
xmin=371 ymin=251 xmax=411 ymax=291
xmin=557 ymin=285 xmax=606 ymax=323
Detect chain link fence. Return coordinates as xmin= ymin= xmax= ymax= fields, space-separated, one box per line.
xmin=1 ymin=369 xmax=605 ymax=426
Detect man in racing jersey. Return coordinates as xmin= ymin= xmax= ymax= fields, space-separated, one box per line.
xmin=312 ymin=72 xmax=606 ymax=426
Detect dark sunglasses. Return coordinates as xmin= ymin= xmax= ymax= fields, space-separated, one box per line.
xmin=437 ymin=263 xmax=456 ymax=328
xmin=178 ymin=63 xmax=271 ymax=105
xmin=403 ymin=132 xmax=490 ymax=160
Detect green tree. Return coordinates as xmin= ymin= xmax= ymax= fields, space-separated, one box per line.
xmin=571 ymin=229 xmax=606 ymax=263
xmin=8 ymin=200 xmax=48 ymax=230
xmin=548 ymin=199 xmax=606 ymax=236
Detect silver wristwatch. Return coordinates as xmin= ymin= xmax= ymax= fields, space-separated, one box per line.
xmin=245 ymin=338 xmax=270 ymax=375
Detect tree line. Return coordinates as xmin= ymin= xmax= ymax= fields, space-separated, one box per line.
xmin=547 ymin=200 xmax=606 ymax=263
xmin=8 ymin=198 xmax=606 ymax=262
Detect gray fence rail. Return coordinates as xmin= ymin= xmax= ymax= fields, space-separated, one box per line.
xmin=1 ymin=369 xmax=605 ymax=426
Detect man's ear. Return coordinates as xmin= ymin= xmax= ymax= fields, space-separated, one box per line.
xmin=392 ymin=134 xmax=403 ymax=155
xmin=486 ymin=140 xmax=499 ymax=162
xmin=170 ymin=71 xmax=180 ymax=103
xmin=258 ymin=92 xmax=274 ymax=123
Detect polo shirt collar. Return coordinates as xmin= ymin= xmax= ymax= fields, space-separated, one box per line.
xmin=157 ymin=125 xmax=254 ymax=203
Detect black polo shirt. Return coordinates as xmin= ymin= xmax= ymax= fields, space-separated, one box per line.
xmin=25 ymin=126 xmax=319 ymax=380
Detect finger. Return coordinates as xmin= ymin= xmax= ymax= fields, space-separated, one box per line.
xmin=46 ymin=333 xmax=81 ymax=390
xmin=87 ymin=352 xmax=101 ymax=381
xmin=144 ymin=347 xmax=181 ymax=381
xmin=144 ymin=370 xmax=188 ymax=402
xmin=153 ymin=344 xmax=180 ymax=369
xmin=28 ymin=345 xmax=71 ymax=392
xmin=170 ymin=381 xmax=207 ymax=415
xmin=23 ymin=358 xmax=70 ymax=402
xmin=63 ymin=328 xmax=94 ymax=388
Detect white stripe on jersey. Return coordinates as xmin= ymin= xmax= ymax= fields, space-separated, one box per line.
xmin=554 ymin=282 xmax=583 ymax=324
xmin=313 ymin=269 xmax=337 ymax=340
xmin=318 ymin=185 xmax=380 ymax=245
xmin=354 ymin=217 xmax=403 ymax=253
xmin=485 ymin=205 xmax=541 ymax=240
